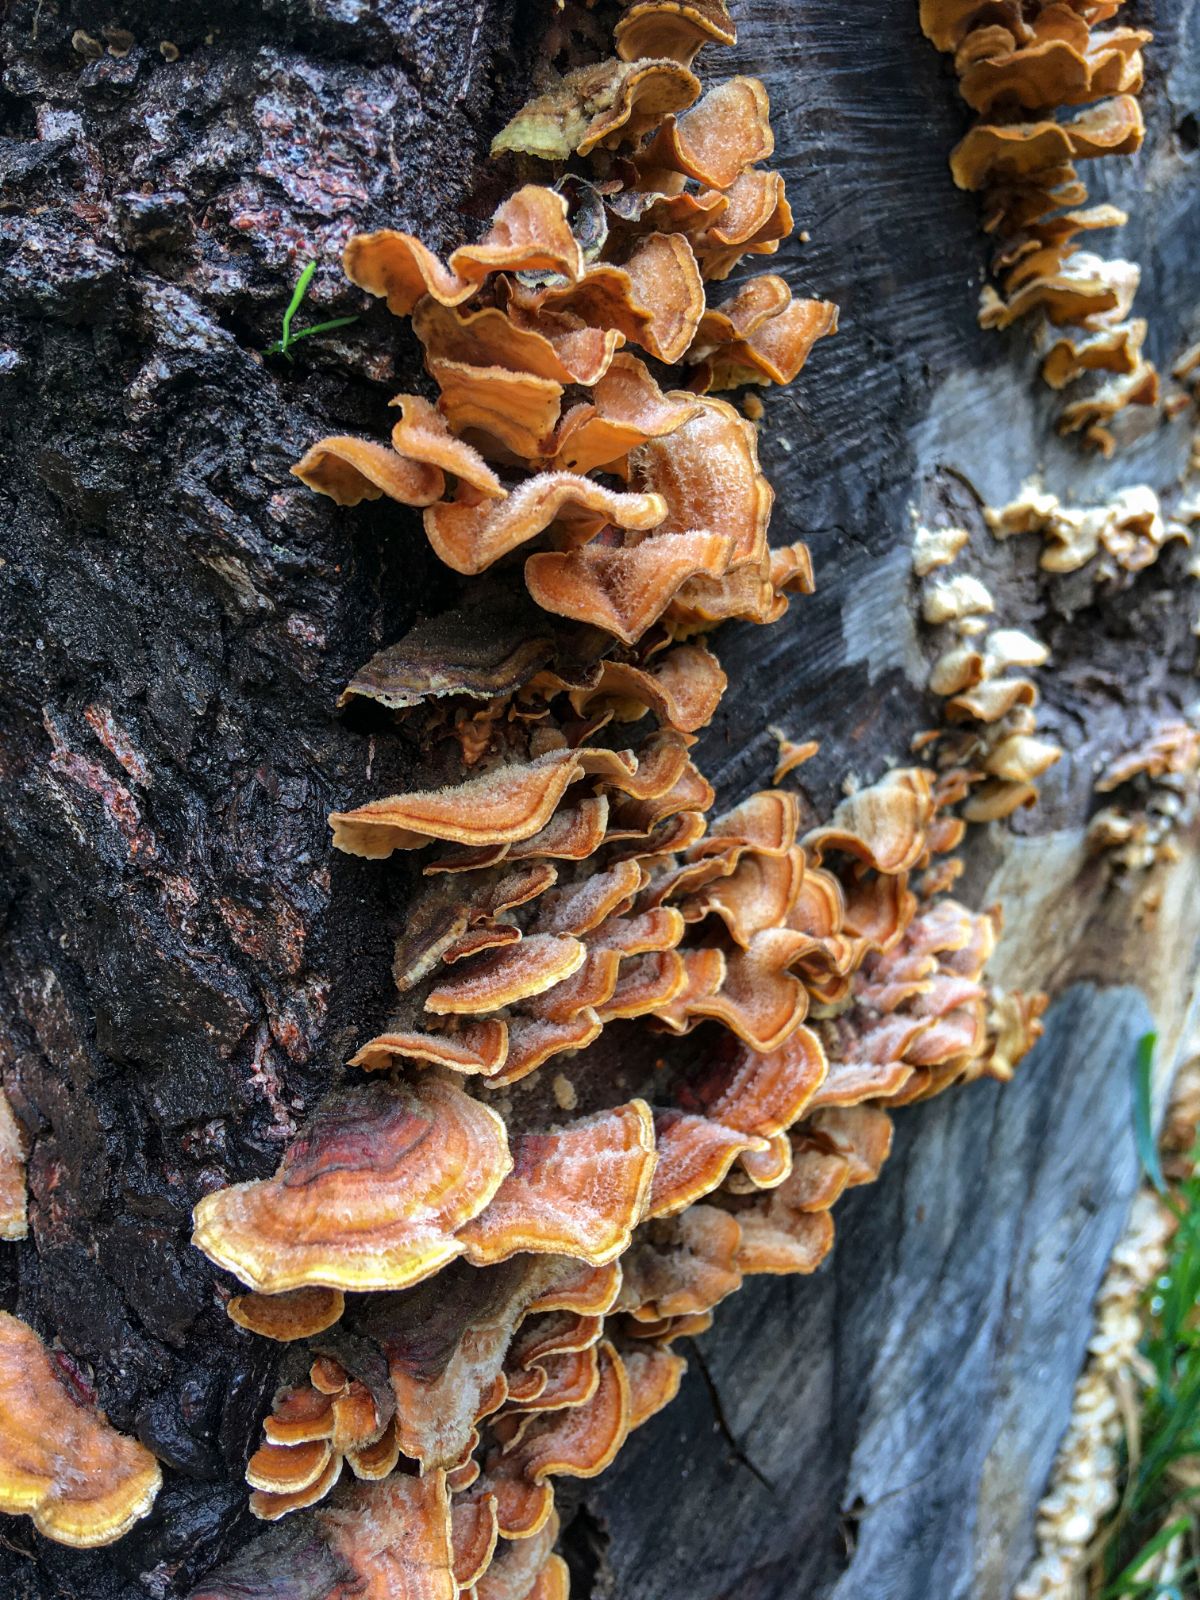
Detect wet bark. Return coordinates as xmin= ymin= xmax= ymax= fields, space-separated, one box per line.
xmin=0 ymin=0 xmax=1197 ymax=1597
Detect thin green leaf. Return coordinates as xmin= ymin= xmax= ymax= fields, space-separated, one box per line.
xmin=1133 ymin=1030 xmax=1166 ymax=1195
xmin=280 ymin=261 xmax=316 ymax=354
xmin=1103 ymin=1516 xmax=1191 ymax=1596
xmin=263 ymin=263 xmax=358 ymax=359
xmin=283 ymin=315 xmax=359 ymax=347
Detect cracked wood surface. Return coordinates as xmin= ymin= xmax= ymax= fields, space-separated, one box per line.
xmin=1 ymin=0 xmax=1198 ymax=1595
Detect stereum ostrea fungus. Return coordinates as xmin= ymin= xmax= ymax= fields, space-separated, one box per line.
xmin=185 ymin=9 xmax=1040 ymax=1592
xmin=986 ymin=479 xmax=1188 ymax=578
xmin=919 ymin=0 xmax=1158 ymax=452
xmin=912 ymin=519 xmax=1063 ymax=826
xmin=0 ymin=1311 xmax=162 ymax=1547
xmin=192 ymin=745 xmax=1041 ymax=1576
xmin=1086 ymin=717 xmax=1200 ymax=872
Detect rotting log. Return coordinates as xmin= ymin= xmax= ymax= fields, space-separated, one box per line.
xmin=0 ymin=1 xmax=1198 ymax=1598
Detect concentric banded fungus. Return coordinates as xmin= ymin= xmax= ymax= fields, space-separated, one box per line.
xmin=687 ymin=276 xmax=838 ymax=389
xmin=643 ymin=76 xmax=774 ymax=189
xmin=356 ymin=1254 xmax=619 ymax=1475
xmin=330 ymin=748 xmax=606 ymax=859
xmin=471 ymin=1509 xmax=563 ymax=1600
xmin=915 ymin=525 xmax=1062 ymax=826
xmin=246 ymin=1348 xmax=400 ymax=1520
xmin=481 ymin=1339 xmax=631 ymax=1536
xmin=508 ymin=233 xmax=706 ymax=364
xmin=0 ymin=1311 xmax=162 ymax=1546
xmin=192 ymin=1078 xmax=511 ymax=1293
xmin=950 ymin=96 xmax=1144 ymax=189
xmin=1087 ymin=719 xmax=1200 ymax=870
xmin=189 ymin=1473 xmax=459 ymax=1598
xmin=318 ymin=1472 xmax=458 ymax=1599
xmin=920 ymin=1 xmax=1158 ymax=447
xmin=987 ymin=480 xmax=1178 ymax=576
xmin=291 ymin=436 xmax=446 ymax=508
xmin=345 ymin=187 xmax=585 ymax=317
xmin=491 ymin=59 xmax=701 ymax=160
xmin=423 ymin=475 xmax=667 ymax=576
xmin=189 ymin=8 xmax=1032 ymax=1583
xmin=615 ymin=0 xmax=736 ymax=66
xmin=458 ymin=1103 xmax=656 ymax=1266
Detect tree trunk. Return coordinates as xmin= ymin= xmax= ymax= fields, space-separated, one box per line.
xmin=0 ymin=0 xmax=1197 ymax=1597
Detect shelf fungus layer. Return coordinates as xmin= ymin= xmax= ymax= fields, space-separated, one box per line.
xmin=183 ymin=6 xmax=1043 ymax=1591
xmin=920 ymin=0 xmax=1158 ymax=450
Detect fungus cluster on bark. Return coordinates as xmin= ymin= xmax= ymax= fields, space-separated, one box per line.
xmin=919 ymin=0 xmax=1158 ymax=452
xmin=986 ymin=480 xmax=1186 ymax=576
xmin=0 ymin=1090 xmax=27 ymax=1244
xmin=170 ymin=8 xmax=1051 ymax=1590
xmin=913 ymin=524 xmax=1062 ymax=825
xmin=1086 ymin=719 xmax=1200 ymax=871
xmin=0 ymin=0 xmax=1055 ymax=1585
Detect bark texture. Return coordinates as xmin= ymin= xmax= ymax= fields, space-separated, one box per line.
xmin=0 ymin=0 xmax=1198 ymax=1596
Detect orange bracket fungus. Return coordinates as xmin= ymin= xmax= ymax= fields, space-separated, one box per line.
xmin=919 ymin=0 xmax=1158 ymax=449
xmin=0 ymin=1311 xmax=162 ymax=1546
xmin=182 ymin=4 xmax=1043 ymax=1590
xmin=193 ymin=1077 xmax=511 ymax=1294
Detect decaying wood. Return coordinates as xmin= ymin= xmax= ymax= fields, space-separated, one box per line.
xmin=0 ymin=0 xmax=1197 ymax=1596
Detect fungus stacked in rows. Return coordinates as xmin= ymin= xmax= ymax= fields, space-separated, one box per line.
xmin=919 ymin=0 xmax=1157 ymax=452
xmin=913 ymin=520 xmax=1062 ymax=824
xmin=1087 ymin=719 xmax=1200 ymax=870
xmin=186 ymin=7 xmax=1041 ymax=1594
xmin=188 ymin=756 xmax=1041 ymax=1590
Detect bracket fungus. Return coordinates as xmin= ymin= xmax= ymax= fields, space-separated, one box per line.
xmin=914 ymin=521 xmax=1062 ymax=827
xmin=458 ymin=1103 xmax=657 ymax=1267
xmin=1087 ymin=719 xmax=1200 ymax=871
xmin=192 ymin=1077 xmax=512 ymax=1294
xmin=183 ymin=6 xmax=1040 ymax=1588
xmin=920 ymin=0 xmax=1158 ymax=448
xmin=987 ymin=480 xmax=1181 ymax=577
xmin=491 ymin=59 xmax=702 ymax=161
xmin=0 ymin=1312 xmax=162 ymax=1546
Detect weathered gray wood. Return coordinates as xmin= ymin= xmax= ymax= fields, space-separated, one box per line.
xmin=583 ymin=985 xmax=1149 ymax=1600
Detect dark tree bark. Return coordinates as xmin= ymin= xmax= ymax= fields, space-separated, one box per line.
xmin=0 ymin=0 xmax=1197 ymax=1597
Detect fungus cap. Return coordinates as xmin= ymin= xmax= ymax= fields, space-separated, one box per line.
xmin=344 ymin=186 xmax=584 ymax=317
xmin=227 ymin=1287 xmax=347 ymax=1342
xmin=0 ymin=1312 xmax=162 ymax=1547
xmin=330 ymin=748 xmax=593 ymax=859
xmin=192 ymin=1078 xmax=511 ymax=1294
xmin=491 ymin=58 xmax=701 ymax=160
xmin=459 ymin=1102 xmax=657 ymax=1267
xmin=615 ymin=0 xmax=736 ymax=65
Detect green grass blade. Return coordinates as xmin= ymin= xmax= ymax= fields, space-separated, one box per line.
xmin=263 ymin=262 xmax=357 ymax=359
xmin=1102 ymin=1516 xmax=1191 ymax=1596
xmin=1133 ymin=1030 xmax=1166 ymax=1195
xmin=284 ymin=315 xmax=359 ymax=346
xmin=280 ymin=261 xmax=316 ymax=354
